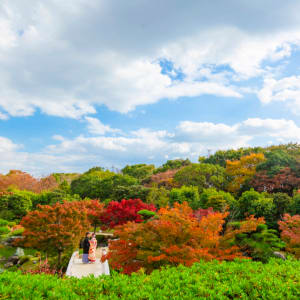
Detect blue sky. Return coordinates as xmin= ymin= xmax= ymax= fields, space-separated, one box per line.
xmin=1 ymin=0 xmax=300 ymax=175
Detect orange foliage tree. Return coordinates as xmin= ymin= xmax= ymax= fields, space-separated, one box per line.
xmin=278 ymin=214 xmax=300 ymax=258
xmin=20 ymin=201 xmax=90 ymax=265
xmin=146 ymin=169 xmax=179 ymax=189
xmin=83 ymin=199 xmax=105 ymax=232
xmin=226 ymin=153 xmax=265 ymax=194
xmin=0 ymin=170 xmax=58 ymax=193
xmin=102 ymin=202 xmax=263 ymax=274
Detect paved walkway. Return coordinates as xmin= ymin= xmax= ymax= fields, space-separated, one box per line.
xmin=66 ymin=248 xmax=110 ymax=278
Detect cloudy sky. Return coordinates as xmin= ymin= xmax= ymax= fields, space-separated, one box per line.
xmin=1 ymin=0 xmax=300 ymax=175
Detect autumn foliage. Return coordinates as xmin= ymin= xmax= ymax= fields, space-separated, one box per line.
xmin=100 ymin=199 xmax=156 ymax=229
xmin=102 ymin=202 xmax=264 ymax=274
xmin=278 ymin=214 xmax=300 ymax=258
xmin=82 ymin=199 xmax=105 ymax=232
xmin=251 ymin=167 xmax=300 ymax=195
xmin=226 ymin=153 xmax=265 ymax=193
xmin=20 ymin=201 xmax=90 ymax=265
xmin=0 ymin=170 xmax=58 ymax=193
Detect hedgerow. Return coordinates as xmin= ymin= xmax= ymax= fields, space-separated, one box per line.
xmin=0 ymin=259 xmax=299 ymax=299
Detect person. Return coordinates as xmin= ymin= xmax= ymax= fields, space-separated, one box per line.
xmin=88 ymin=233 xmax=97 ymax=263
xmin=82 ymin=232 xmax=91 ymax=263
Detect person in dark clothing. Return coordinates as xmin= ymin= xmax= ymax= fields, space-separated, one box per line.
xmin=82 ymin=232 xmax=91 ymax=263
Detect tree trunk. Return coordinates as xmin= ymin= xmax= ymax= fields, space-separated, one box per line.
xmin=58 ymin=250 xmax=62 ymax=267
xmin=94 ymin=224 xmax=97 ymax=233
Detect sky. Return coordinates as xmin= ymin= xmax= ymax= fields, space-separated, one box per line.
xmin=1 ymin=0 xmax=300 ymax=175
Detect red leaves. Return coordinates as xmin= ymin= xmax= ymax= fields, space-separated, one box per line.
xmin=193 ymin=207 xmax=214 ymax=221
xmin=100 ymin=199 xmax=156 ymax=229
xmin=278 ymin=214 xmax=300 ymax=258
xmin=20 ymin=201 xmax=90 ymax=259
xmin=104 ymin=202 xmax=263 ymax=274
xmin=251 ymin=168 xmax=300 ymax=195
xmin=0 ymin=170 xmax=58 ymax=192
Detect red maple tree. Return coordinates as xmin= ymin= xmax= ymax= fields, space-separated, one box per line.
xmin=100 ymin=199 xmax=156 ymax=229
xmin=102 ymin=202 xmax=263 ymax=274
xmin=251 ymin=167 xmax=300 ymax=195
xmin=20 ymin=201 xmax=90 ymax=265
xmin=278 ymin=214 xmax=300 ymax=258
xmin=83 ymin=199 xmax=105 ymax=232
xmin=0 ymin=170 xmax=58 ymax=193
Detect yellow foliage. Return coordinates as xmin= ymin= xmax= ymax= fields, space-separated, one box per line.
xmin=226 ymin=153 xmax=265 ymax=193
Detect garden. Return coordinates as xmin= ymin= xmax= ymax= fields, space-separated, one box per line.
xmin=0 ymin=143 xmax=300 ymax=298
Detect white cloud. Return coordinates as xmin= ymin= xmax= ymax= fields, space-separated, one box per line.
xmin=85 ymin=117 xmax=120 ymax=135
xmin=0 ymin=112 xmax=8 ymax=120
xmin=1 ymin=1 xmax=300 ymax=118
xmin=2 ymin=117 xmax=300 ymax=175
xmin=258 ymin=75 xmax=300 ymax=115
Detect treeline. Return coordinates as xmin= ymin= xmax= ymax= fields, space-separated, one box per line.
xmin=2 ymin=143 xmax=300 ymax=225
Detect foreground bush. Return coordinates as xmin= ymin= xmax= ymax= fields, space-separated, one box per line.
xmin=0 ymin=259 xmax=299 ymax=299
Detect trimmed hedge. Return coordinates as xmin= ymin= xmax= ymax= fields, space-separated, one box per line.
xmin=0 ymin=259 xmax=299 ymax=299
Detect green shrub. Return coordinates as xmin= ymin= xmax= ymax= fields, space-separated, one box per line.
xmin=0 ymin=259 xmax=299 ymax=299
xmin=10 ymin=228 xmax=24 ymax=236
xmin=169 ymin=185 xmax=200 ymax=209
xmin=18 ymin=256 xmax=31 ymax=265
xmin=0 ymin=226 xmax=10 ymax=235
xmin=0 ymin=219 xmax=8 ymax=226
xmin=199 ymin=188 xmax=237 ymax=211
xmin=229 ymin=223 xmax=285 ymax=262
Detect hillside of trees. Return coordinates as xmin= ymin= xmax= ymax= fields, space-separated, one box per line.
xmin=1 ymin=143 xmax=300 ymax=297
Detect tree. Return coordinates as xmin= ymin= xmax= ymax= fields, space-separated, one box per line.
xmin=154 ymin=159 xmax=191 ymax=174
xmin=20 ymin=201 xmax=90 ymax=265
xmin=278 ymin=214 xmax=300 ymax=259
xmin=202 ymin=147 xmax=264 ymax=167
xmin=83 ymin=199 xmax=105 ymax=232
xmin=169 ymin=186 xmax=200 ymax=209
xmin=96 ymin=174 xmax=138 ymax=201
xmin=145 ymin=185 xmax=169 ymax=208
xmin=251 ymin=168 xmax=300 ymax=196
xmin=102 ymin=202 xmax=263 ymax=274
xmin=199 ymin=188 xmax=236 ymax=212
xmin=0 ymin=189 xmax=33 ymax=220
xmin=225 ymin=223 xmax=284 ymax=262
xmin=70 ymin=169 xmax=115 ymax=199
xmin=112 ymin=185 xmax=150 ymax=202
xmin=290 ymin=193 xmax=300 ymax=215
xmin=146 ymin=169 xmax=179 ymax=190
xmin=256 ymin=150 xmax=298 ymax=177
xmin=272 ymin=193 xmax=292 ymax=220
xmin=226 ymin=153 xmax=265 ymax=194
xmin=100 ymin=199 xmax=156 ymax=229
xmin=174 ymin=163 xmax=227 ymax=192
xmin=0 ymin=170 xmax=58 ymax=193
xmin=238 ymin=189 xmax=275 ymax=227
xmin=122 ymin=164 xmax=155 ymax=182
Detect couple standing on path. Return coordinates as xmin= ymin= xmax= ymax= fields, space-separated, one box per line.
xmin=82 ymin=232 xmax=97 ymax=264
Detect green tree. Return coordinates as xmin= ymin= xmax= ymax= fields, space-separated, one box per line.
xmin=199 ymin=188 xmax=237 ymax=212
xmin=169 ymin=186 xmax=200 ymax=209
xmin=154 ymin=159 xmax=191 ymax=174
xmin=202 ymin=147 xmax=264 ymax=167
xmin=272 ymin=193 xmax=292 ymax=220
xmin=146 ymin=185 xmax=170 ymax=208
xmin=238 ymin=189 xmax=275 ymax=227
xmin=122 ymin=164 xmax=155 ymax=182
xmin=256 ymin=150 xmax=298 ymax=176
xmin=174 ymin=163 xmax=226 ymax=192
xmin=227 ymin=222 xmax=285 ymax=262
xmin=70 ymin=169 xmax=115 ymax=199
xmin=97 ymin=174 xmax=138 ymax=201
xmin=0 ymin=190 xmax=33 ymax=220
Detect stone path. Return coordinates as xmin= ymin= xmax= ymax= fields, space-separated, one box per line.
xmin=66 ymin=248 xmax=110 ymax=278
